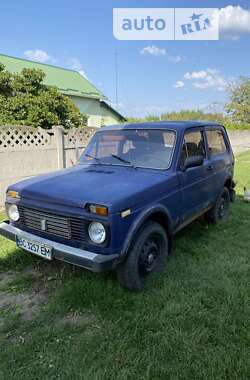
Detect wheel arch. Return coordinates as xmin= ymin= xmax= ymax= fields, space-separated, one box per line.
xmin=224 ymin=177 xmax=233 ymax=190
xmin=120 ymin=205 xmax=173 ymax=260
xmin=224 ymin=177 xmax=236 ymax=202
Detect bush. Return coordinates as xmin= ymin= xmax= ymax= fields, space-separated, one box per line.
xmin=127 ymin=109 xmax=250 ymax=130
xmin=0 ymin=64 xmax=88 ymax=129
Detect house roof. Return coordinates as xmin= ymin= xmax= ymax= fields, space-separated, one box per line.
xmin=0 ymin=53 xmax=105 ymax=100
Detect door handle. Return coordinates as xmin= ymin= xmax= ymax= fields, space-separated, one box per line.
xmin=206 ymin=165 xmax=214 ymax=171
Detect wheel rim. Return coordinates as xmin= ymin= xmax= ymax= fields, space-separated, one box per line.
xmin=218 ymin=192 xmax=229 ymax=219
xmin=138 ymin=234 xmax=161 ymax=277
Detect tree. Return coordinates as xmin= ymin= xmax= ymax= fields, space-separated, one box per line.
xmin=0 ymin=64 xmax=88 ymax=129
xmin=226 ymin=78 xmax=250 ymax=124
xmin=127 ymin=110 xmax=225 ymax=124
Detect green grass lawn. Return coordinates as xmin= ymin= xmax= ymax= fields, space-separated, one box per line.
xmin=0 ymin=152 xmax=250 ymax=380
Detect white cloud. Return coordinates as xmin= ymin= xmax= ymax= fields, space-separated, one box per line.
xmin=109 ymin=101 xmax=125 ymax=109
xmin=23 ymin=51 xmax=89 ymax=79
xmin=140 ymin=45 xmax=166 ymax=56
xmin=66 ymin=57 xmax=88 ymax=79
xmin=173 ymin=80 xmax=185 ymax=88
xmin=183 ymin=68 xmax=227 ymax=91
xmin=140 ymin=46 xmax=183 ymax=63
xmin=169 ymin=55 xmax=182 ymax=63
xmin=219 ymin=5 xmax=250 ymax=38
xmin=24 ymin=49 xmax=51 ymax=63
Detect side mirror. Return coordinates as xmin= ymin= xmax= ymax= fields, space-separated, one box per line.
xmin=183 ymin=155 xmax=204 ymax=171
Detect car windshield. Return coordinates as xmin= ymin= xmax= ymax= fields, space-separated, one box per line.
xmin=79 ymin=129 xmax=176 ymax=170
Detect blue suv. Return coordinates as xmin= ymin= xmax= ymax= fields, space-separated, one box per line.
xmin=0 ymin=121 xmax=235 ymax=291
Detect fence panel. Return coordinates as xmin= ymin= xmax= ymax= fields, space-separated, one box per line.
xmin=0 ymin=125 xmax=96 ymax=207
xmin=63 ymin=127 xmax=96 ymax=167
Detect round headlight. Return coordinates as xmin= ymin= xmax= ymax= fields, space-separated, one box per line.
xmin=8 ymin=204 xmax=20 ymax=222
xmin=88 ymin=222 xmax=106 ymax=244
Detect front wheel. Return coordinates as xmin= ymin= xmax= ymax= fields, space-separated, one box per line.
xmin=117 ymin=221 xmax=169 ymax=292
xmin=205 ymin=187 xmax=230 ymax=224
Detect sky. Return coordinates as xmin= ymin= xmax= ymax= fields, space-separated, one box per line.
xmin=1 ymin=0 xmax=250 ymax=117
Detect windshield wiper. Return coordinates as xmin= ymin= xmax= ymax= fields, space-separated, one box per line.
xmin=84 ymin=153 xmax=102 ymax=164
xmin=111 ymin=154 xmax=136 ymax=168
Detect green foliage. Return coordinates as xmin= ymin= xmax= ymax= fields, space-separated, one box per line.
xmin=226 ymin=78 xmax=250 ymax=124
xmin=162 ymin=110 xmax=224 ymax=122
xmin=128 ymin=97 xmax=250 ymax=130
xmin=223 ymin=121 xmax=250 ymax=130
xmin=128 ymin=110 xmax=225 ymax=123
xmin=0 ymin=63 xmax=12 ymax=96
xmin=0 ymin=63 xmax=88 ymax=129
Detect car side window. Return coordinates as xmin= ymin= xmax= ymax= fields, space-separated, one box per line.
xmin=180 ymin=131 xmax=205 ymax=166
xmin=206 ymin=129 xmax=227 ymax=156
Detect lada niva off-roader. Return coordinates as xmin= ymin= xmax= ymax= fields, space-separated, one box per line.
xmin=0 ymin=121 xmax=235 ymax=291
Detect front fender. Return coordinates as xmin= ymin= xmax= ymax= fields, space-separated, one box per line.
xmin=120 ymin=204 xmax=173 ymax=259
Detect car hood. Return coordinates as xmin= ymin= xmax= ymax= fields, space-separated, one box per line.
xmin=10 ymin=164 xmax=171 ymax=213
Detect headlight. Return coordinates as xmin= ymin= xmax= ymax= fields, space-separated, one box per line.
xmin=7 ymin=204 xmax=20 ymax=222
xmin=88 ymin=222 xmax=106 ymax=244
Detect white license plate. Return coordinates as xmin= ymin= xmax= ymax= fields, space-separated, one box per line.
xmin=16 ymin=235 xmax=53 ymax=260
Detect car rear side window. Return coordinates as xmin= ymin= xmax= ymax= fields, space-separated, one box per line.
xmin=180 ymin=130 xmax=205 ymax=166
xmin=206 ymin=129 xmax=227 ymax=156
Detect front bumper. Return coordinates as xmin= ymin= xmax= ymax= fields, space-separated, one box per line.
xmin=0 ymin=221 xmax=119 ymax=272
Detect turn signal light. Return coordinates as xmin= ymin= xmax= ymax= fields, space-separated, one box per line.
xmin=6 ymin=190 xmax=20 ymax=199
xmin=88 ymin=204 xmax=108 ymax=216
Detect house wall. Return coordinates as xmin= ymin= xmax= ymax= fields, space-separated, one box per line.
xmin=69 ymin=96 xmax=121 ymax=128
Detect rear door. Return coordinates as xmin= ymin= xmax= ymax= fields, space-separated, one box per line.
xmin=205 ymin=127 xmax=232 ymax=200
xmin=178 ymin=128 xmax=211 ymax=223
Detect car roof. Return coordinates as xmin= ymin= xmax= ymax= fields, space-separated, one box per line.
xmin=99 ymin=120 xmax=223 ymax=132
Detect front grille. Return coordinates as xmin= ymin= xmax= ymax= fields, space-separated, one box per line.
xmin=18 ymin=206 xmax=88 ymax=242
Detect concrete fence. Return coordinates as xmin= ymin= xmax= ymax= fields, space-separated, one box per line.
xmin=0 ymin=125 xmax=250 ymax=207
xmin=227 ymin=130 xmax=250 ymax=155
xmin=0 ymin=125 xmax=97 ymax=206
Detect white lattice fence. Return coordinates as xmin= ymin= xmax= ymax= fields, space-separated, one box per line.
xmin=63 ymin=127 xmax=96 ymax=166
xmin=64 ymin=127 xmax=96 ymax=148
xmin=0 ymin=125 xmax=97 ymax=206
xmin=0 ymin=125 xmax=53 ymax=150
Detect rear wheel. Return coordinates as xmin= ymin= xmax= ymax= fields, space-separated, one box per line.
xmin=205 ymin=187 xmax=230 ymax=224
xmin=117 ymin=221 xmax=168 ymax=292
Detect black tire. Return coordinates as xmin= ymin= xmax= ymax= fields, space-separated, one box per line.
xmin=205 ymin=187 xmax=230 ymax=224
xmin=117 ymin=221 xmax=168 ymax=292
xmin=230 ymin=188 xmax=236 ymax=203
